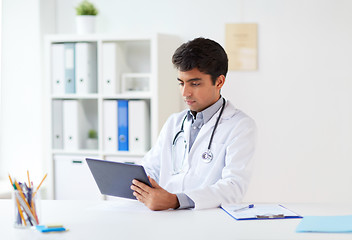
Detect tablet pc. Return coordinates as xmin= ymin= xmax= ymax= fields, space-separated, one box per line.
xmin=86 ymin=158 xmax=151 ymax=199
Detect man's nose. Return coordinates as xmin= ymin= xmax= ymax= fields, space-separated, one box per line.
xmin=182 ymin=85 xmax=191 ymax=97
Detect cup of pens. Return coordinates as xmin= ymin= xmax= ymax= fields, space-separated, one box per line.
xmin=9 ymin=172 xmax=47 ymax=228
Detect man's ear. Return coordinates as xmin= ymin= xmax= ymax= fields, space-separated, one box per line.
xmin=216 ymin=75 xmax=226 ymax=89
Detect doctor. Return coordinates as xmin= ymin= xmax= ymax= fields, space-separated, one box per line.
xmin=131 ymin=37 xmax=256 ymax=210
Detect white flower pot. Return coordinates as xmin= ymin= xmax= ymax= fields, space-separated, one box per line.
xmin=86 ymin=138 xmax=98 ymax=149
xmin=76 ymin=15 xmax=96 ymax=34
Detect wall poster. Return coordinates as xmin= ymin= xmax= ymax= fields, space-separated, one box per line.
xmin=225 ymin=23 xmax=258 ymax=71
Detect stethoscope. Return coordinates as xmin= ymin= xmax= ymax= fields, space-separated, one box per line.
xmin=172 ymin=98 xmax=226 ymax=164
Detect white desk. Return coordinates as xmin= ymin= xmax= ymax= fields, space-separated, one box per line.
xmin=1 ymin=199 xmax=352 ymax=240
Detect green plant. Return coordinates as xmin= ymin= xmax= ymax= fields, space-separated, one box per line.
xmin=88 ymin=129 xmax=98 ymax=139
xmin=75 ymin=0 xmax=98 ymax=16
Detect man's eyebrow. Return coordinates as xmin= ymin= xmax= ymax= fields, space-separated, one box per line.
xmin=177 ymin=78 xmax=202 ymax=82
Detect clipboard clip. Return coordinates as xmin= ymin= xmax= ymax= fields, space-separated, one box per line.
xmin=256 ymin=214 xmax=285 ymax=219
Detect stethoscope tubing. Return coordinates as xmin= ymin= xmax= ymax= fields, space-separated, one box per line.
xmin=206 ymin=98 xmax=226 ymax=150
xmin=172 ymin=98 xmax=226 ymax=162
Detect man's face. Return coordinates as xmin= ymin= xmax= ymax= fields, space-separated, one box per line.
xmin=177 ymin=68 xmax=224 ymax=112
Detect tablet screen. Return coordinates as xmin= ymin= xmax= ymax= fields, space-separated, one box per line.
xmin=86 ymin=158 xmax=151 ymax=199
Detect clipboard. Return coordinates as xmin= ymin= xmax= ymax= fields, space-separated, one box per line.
xmin=221 ymin=204 xmax=302 ymax=220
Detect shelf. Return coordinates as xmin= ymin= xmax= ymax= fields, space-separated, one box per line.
xmin=52 ymin=150 xmax=146 ymax=158
xmin=102 ymin=93 xmax=152 ymax=100
xmin=51 ymin=93 xmax=152 ymax=99
xmin=52 ymin=94 xmax=99 ymax=99
xmin=46 ymin=34 xmax=156 ymax=43
xmin=52 ymin=150 xmax=100 ymax=155
xmin=103 ymin=151 xmax=146 ymax=157
xmin=46 ymin=33 xmax=181 ymax=200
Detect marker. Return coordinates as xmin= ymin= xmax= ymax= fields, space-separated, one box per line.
xmin=233 ymin=204 xmax=254 ymax=212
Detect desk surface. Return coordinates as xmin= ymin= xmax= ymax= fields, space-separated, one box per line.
xmin=1 ymin=199 xmax=352 ymax=240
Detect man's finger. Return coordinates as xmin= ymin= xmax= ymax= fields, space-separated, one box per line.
xmin=132 ymin=179 xmax=152 ymax=192
xmin=148 ymin=177 xmax=161 ymax=189
xmin=133 ymin=190 xmax=145 ymax=203
xmin=131 ymin=184 xmax=148 ymax=196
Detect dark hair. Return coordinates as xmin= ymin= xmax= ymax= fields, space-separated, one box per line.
xmin=172 ymin=37 xmax=228 ymax=84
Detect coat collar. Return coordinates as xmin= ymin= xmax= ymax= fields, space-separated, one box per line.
xmin=183 ymin=100 xmax=238 ymax=155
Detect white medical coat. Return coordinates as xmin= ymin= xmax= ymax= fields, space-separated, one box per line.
xmin=142 ymin=100 xmax=256 ymax=209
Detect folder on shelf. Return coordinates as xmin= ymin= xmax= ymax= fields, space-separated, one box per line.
xmin=128 ymin=100 xmax=150 ymax=153
xmin=64 ymin=43 xmax=76 ymax=94
xmin=221 ymin=204 xmax=302 ymax=220
xmin=63 ymin=100 xmax=86 ymax=150
xmin=52 ymin=100 xmax=63 ymax=149
xmin=103 ymin=100 xmax=118 ymax=152
xmin=51 ymin=44 xmax=65 ymax=95
xmin=75 ymin=42 xmax=97 ymax=94
xmin=102 ymin=42 xmax=119 ymax=95
xmin=117 ymin=100 xmax=129 ymax=151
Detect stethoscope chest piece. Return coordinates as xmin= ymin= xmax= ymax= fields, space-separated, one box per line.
xmin=172 ymin=98 xmax=226 ymax=172
xmin=202 ymin=150 xmax=213 ymax=163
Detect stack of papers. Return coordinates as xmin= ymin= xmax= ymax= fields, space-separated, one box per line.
xmin=221 ymin=204 xmax=302 ymax=220
xmin=296 ymin=215 xmax=352 ymax=233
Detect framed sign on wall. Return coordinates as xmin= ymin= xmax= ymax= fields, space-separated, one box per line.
xmin=225 ymin=23 xmax=258 ymax=71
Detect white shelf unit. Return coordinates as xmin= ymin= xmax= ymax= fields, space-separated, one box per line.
xmin=44 ymin=34 xmax=181 ymax=199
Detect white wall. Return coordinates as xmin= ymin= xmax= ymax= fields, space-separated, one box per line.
xmin=56 ymin=0 xmax=352 ymax=203
xmin=0 ymin=0 xmax=2 ymax=177
xmin=2 ymin=0 xmax=352 ymax=203
xmin=223 ymin=0 xmax=352 ymax=203
xmin=1 ymin=0 xmax=55 ymax=183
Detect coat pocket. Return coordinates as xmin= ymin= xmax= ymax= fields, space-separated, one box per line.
xmin=192 ymin=142 xmax=227 ymax=178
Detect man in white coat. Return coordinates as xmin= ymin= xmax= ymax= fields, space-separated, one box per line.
xmin=131 ymin=37 xmax=256 ymax=210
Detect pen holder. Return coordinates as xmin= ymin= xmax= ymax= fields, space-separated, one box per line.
xmin=13 ymin=189 xmax=40 ymax=228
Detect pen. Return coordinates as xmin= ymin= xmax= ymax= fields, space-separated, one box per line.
xmin=14 ymin=180 xmax=38 ymax=225
xmin=233 ymin=204 xmax=254 ymax=212
xmin=15 ymin=197 xmax=27 ymax=226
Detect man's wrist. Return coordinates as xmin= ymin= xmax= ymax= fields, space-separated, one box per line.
xmin=172 ymin=193 xmax=180 ymax=209
xmin=176 ymin=193 xmax=195 ymax=209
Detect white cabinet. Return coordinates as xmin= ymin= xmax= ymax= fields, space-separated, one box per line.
xmin=54 ymin=155 xmax=101 ymax=200
xmin=45 ymin=34 xmax=181 ymax=199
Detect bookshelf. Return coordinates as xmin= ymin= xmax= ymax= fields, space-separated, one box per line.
xmin=44 ymin=34 xmax=181 ymax=200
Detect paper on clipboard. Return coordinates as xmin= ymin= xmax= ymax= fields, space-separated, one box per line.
xmin=221 ymin=204 xmax=302 ymax=220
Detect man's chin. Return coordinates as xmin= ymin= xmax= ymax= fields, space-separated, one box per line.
xmin=189 ymin=106 xmax=200 ymax=112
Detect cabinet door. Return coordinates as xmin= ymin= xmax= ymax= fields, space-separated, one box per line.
xmin=54 ymin=155 xmax=102 ymax=200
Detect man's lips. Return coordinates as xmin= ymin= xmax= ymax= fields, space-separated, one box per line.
xmin=185 ymin=100 xmax=195 ymax=105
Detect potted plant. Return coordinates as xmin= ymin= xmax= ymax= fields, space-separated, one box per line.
xmin=75 ymin=0 xmax=99 ymax=34
xmin=86 ymin=129 xmax=98 ymax=149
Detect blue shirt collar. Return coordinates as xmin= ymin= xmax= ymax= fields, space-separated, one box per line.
xmin=187 ymin=96 xmax=224 ymax=124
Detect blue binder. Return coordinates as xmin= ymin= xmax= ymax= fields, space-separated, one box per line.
xmin=118 ymin=100 xmax=129 ymax=151
xmin=64 ymin=43 xmax=76 ymax=93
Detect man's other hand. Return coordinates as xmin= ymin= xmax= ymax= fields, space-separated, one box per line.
xmin=131 ymin=176 xmax=180 ymax=211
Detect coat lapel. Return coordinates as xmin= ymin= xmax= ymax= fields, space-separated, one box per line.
xmin=187 ymin=101 xmax=237 ymax=156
